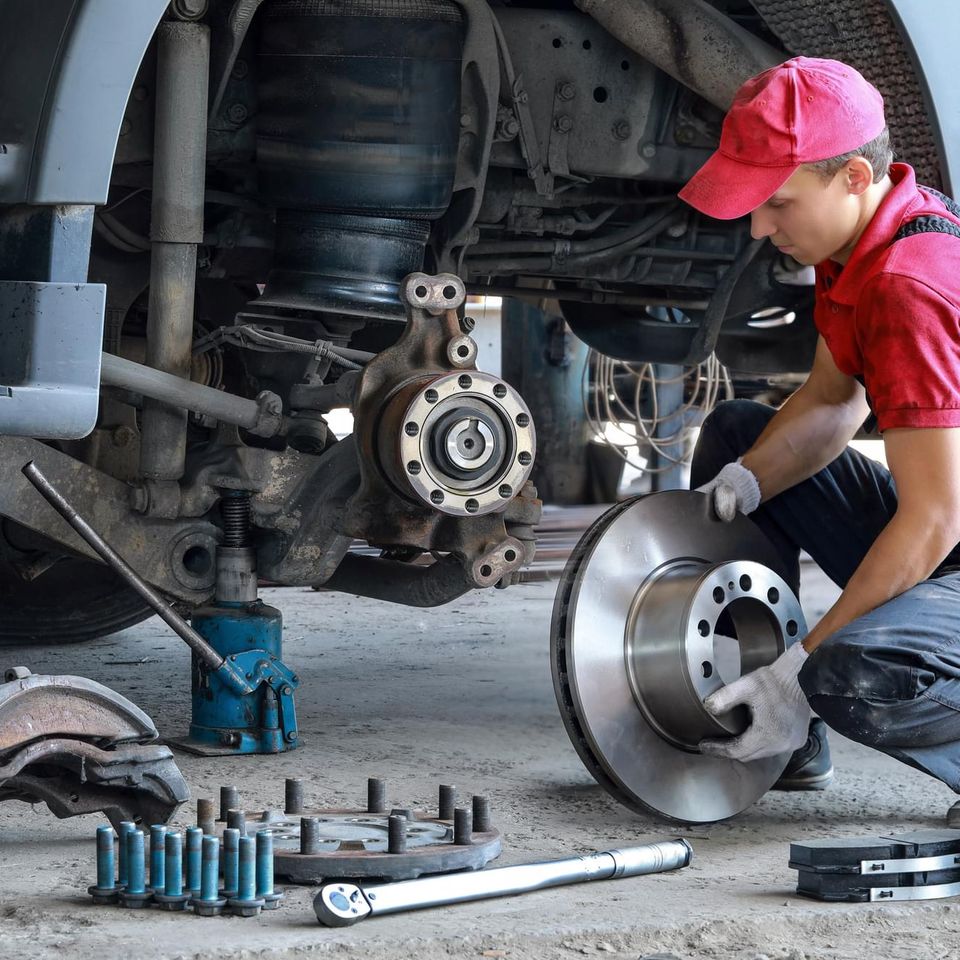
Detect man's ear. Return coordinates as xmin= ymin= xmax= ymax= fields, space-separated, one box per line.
xmin=845 ymin=156 xmax=874 ymax=197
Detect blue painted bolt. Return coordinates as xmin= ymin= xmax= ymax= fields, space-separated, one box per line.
xmin=221 ymin=827 xmax=240 ymax=898
xmin=165 ymin=833 xmax=183 ymax=895
xmin=119 ymin=829 xmax=152 ymax=908
xmin=190 ymin=835 xmax=226 ymax=916
xmin=185 ymin=827 xmax=204 ymax=894
xmin=155 ymin=832 xmax=190 ymax=911
xmin=117 ymin=820 xmax=136 ymax=887
xmin=256 ymin=830 xmax=283 ymax=910
xmin=238 ymin=836 xmax=256 ymax=900
xmin=96 ymin=825 xmax=115 ymax=888
xmin=88 ymin=824 xmax=119 ymax=904
xmin=228 ymin=835 xmax=265 ymax=916
xmin=149 ymin=824 xmax=166 ymax=893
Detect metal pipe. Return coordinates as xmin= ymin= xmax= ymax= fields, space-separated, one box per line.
xmin=314 ymin=840 xmax=693 ymax=926
xmin=574 ymin=0 xmax=780 ymax=109
xmin=21 ymin=461 xmax=225 ymax=673
xmin=101 ymin=352 xmax=271 ymax=433
xmin=467 ymin=285 xmax=710 ymax=311
xmin=140 ymin=21 xmax=210 ymax=480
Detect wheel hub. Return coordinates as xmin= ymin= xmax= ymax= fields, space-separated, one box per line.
xmin=383 ymin=371 xmax=536 ymax=517
xmin=551 ymin=490 xmax=807 ymax=823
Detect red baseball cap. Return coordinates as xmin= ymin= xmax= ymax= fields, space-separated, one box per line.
xmin=678 ymin=57 xmax=886 ymax=220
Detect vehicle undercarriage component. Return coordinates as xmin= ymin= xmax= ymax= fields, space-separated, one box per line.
xmin=574 ymin=0 xmax=780 ymax=110
xmin=314 ymin=838 xmax=693 ymax=926
xmin=22 ymin=462 xmax=300 ymax=756
xmin=0 ymin=667 xmax=189 ymax=829
xmin=203 ymin=777 xmax=501 ymax=883
xmin=551 ymin=490 xmax=806 ymax=824
xmin=100 ymin=352 xmax=285 ymax=438
xmin=790 ymin=830 xmax=960 ymax=902
xmin=333 ymin=272 xmax=539 ymax=599
xmin=140 ymin=17 xmax=210 ymax=482
xmin=251 ymin=0 xmax=465 ymax=324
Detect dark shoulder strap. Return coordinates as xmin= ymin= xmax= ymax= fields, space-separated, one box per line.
xmin=922 ymin=185 xmax=960 ymax=217
xmin=892 ymin=185 xmax=960 ymax=243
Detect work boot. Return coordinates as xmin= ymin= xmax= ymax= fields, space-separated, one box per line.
xmin=772 ymin=718 xmax=834 ymax=790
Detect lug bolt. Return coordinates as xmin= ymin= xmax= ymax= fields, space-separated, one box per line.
xmin=186 ymin=827 xmax=204 ymax=895
xmin=219 ymin=785 xmax=240 ymax=821
xmin=301 ymin=816 xmax=321 ymax=855
xmin=221 ymin=828 xmax=241 ymax=899
xmin=149 ymin=824 xmax=166 ymax=894
xmin=256 ymin=829 xmax=284 ymax=910
xmin=88 ymin=824 xmax=120 ymax=904
xmin=227 ymin=808 xmax=247 ymax=836
xmin=197 ymin=797 xmax=215 ymax=835
xmin=454 ymin=807 xmax=473 ymax=845
xmin=472 ymin=795 xmax=492 ymax=833
xmin=190 ymin=836 xmax=226 ymax=916
xmin=119 ymin=830 xmax=151 ymax=908
xmin=228 ymin=835 xmax=266 ymax=916
xmin=285 ymin=778 xmax=304 ymax=814
xmin=557 ymin=81 xmax=576 ymax=101
xmin=117 ymin=820 xmax=136 ymax=888
xmin=227 ymin=102 xmax=248 ymax=124
xmin=367 ymin=777 xmax=386 ymax=814
xmin=439 ymin=784 xmax=456 ymax=821
xmin=554 ymin=115 xmax=573 ymax=133
xmin=388 ymin=815 xmax=408 ymax=854
xmin=155 ymin=832 xmax=190 ymax=911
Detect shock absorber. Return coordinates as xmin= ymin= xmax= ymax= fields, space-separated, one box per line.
xmin=178 ymin=490 xmax=299 ymax=755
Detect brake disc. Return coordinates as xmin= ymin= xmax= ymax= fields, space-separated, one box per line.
xmin=551 ymin=490 xmax=807 ymax=824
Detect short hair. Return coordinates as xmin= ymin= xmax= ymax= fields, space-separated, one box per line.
xmin=806 ymin=127 xmax=894 ymax=184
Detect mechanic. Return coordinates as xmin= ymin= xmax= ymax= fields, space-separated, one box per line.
xmin=679 ymin=56 xmax=960 ymax=821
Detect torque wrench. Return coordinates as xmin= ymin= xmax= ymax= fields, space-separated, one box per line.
xmin=313 ymin=839 xmax=692 ymax=926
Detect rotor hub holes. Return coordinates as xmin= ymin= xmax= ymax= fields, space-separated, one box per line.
xmin=393 ymin=372 xmax=536 ymax=517
xmin=626 ymin=559 xmax=806 ymax=751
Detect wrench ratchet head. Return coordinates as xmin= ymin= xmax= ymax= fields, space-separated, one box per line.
xmin=314 ymin=883 xmax=372 ymax=926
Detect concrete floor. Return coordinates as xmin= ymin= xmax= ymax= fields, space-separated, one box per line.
xmin=2 ymin=561 xmax=960 ymax=960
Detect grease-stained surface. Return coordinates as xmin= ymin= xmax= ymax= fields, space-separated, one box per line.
xmin=1 ymin=562 xmax=958 ymax=960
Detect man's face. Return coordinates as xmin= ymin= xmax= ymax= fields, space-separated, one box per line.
xmin=749 ymin=165 xmax=861 ymax=265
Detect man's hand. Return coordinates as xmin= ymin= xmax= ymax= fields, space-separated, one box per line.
xmin=699 ymin=642 xmax=810 ymax=761
xmin=695 ymin=460 xmax=761 ymax=522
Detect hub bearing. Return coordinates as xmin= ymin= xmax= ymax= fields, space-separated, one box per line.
xmin=551 ymin=491 xmax=807 ymax=824
xmin=384 ymin=371 xmax=535 ymax=517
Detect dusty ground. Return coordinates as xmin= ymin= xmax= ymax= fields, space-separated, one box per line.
xmin=2 ymin=561 xmax=959 ymax=960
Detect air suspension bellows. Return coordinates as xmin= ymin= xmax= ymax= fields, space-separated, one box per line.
xmin=255 ymin=0 xmax=465 ymax=321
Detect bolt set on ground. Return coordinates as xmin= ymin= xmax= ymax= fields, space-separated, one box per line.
xmin=88 ymin=816 xmax=282 ymax=917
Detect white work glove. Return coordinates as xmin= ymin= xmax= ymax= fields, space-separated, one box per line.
xmin=696 ymin=459 xmax=761 ymax=522
xmin=699 ymin=642 xmax=811 ymax=762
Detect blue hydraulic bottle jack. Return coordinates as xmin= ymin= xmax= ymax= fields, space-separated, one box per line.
xmin=181 ymin=491 xmax=300 ymax=755
xmin=21 ymin=464 xmax=300 ymax=758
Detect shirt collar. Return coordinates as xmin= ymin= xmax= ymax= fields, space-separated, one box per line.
xmin=821 ymin=162 xmax=925 ymax=306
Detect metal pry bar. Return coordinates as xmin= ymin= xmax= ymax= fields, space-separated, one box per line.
xmin=313 ymin=839 xmax=693 ymax=926
xmin=21 ymin=460 xmax=253 ymax=695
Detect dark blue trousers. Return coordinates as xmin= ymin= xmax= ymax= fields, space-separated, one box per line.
xmin=691 ymin=399 xmax=960 ymax=792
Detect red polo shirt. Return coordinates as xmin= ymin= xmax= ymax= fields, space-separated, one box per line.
xmin=814 ymin=162 xmax=960 ymax=430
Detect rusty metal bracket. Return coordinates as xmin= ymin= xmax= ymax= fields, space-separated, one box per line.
xmin=0 ymin=436 xmax=221 ymax=602
xmin=547 ymin=80 xmax=574 ymax=181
